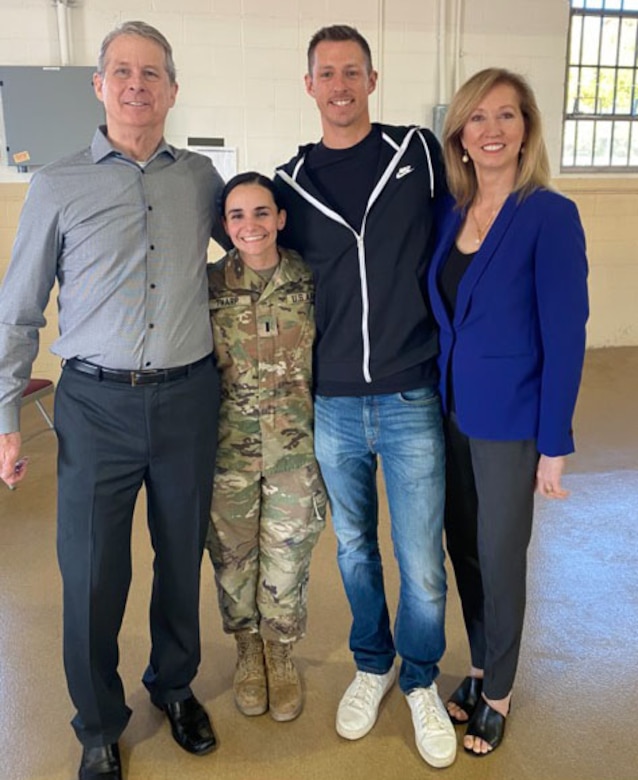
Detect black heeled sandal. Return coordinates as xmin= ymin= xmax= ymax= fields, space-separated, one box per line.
xmin=447 ymin=676 xmax=483 ymax=725
xmin=464 ymin=697 xmax=508 ymax=755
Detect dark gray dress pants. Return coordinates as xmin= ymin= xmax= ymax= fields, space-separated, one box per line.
xmin=54 ymin=357 xmax=219 ymax=747
xmin=444 ymin=412 xmax=539 ymax=699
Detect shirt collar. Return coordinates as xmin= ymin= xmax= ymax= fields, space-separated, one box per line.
xmin=90 ymin=125 xmax=177 ymax=164
xmin=224 ymin=247 xmax=305 ymax=290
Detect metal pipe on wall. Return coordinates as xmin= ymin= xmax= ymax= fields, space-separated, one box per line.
xmin=433 ymin=0 xmax=465 ymax=139
xmin=65 ymin=1 xmax=74 ymax=65
xmin=453 ymin=0 xmax=463 ymax=91
xmin=437 ymin=0 xmax=447 ymax=104
xmin=432 ymin=0 xmax=449 ymax=141
xmin=55 ymin=0 xmax=71 ymax=66
xmin=376 ymin=0 xmax=385 ymax=122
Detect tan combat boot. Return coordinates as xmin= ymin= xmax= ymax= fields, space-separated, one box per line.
xmin=264 ymin=640 xmax=302 ymax=722
xmin=233 ymin=631 xmax=267 ymax=716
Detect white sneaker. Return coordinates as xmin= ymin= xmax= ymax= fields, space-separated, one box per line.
xmin=336 ymin=667 xmax=397 ymax=740
xmin=406 ymin=682 xmax=457 ymax=768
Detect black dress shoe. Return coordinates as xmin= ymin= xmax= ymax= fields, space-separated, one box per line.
xmin=78 ymin=743 xmax=122 ymax=779
xmin=157 ymin=695 xmax=217 ymax=755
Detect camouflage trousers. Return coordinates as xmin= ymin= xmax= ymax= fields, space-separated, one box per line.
xmin=206 ymin=461 xmax=326 ymax=642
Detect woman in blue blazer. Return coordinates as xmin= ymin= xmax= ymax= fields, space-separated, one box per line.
xmin=428 ymin=69 xmax=588 ymax=755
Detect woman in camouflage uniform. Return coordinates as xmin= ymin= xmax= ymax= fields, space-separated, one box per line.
xmin=206 ymin=172 xmax=326 ymax=722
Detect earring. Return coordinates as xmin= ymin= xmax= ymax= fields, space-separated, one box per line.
xmin=519 ymin=144 xmax=525 ymax=156
xmin=461 ymin=149 xmax=469 ymax=164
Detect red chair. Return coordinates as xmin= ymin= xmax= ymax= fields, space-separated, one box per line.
xmin=21 ymin=378 xmax=55 ymax=430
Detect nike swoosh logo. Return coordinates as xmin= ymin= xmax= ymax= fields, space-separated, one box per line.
xmin=396 ymin=165 xmax=414 ymax=179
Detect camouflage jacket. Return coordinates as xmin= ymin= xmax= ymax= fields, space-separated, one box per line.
xmin=208 ymin=247 xmax=316 ymax=473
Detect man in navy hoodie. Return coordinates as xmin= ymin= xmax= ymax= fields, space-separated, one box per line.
xmin=275 ymin=25 xmax=456 ymax=769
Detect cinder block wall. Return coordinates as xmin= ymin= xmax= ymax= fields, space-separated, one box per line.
xmin=1 ymin=0 xmax=637 ymax=385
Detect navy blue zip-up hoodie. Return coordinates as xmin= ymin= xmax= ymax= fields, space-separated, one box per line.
xmin=275 ymin=123 xmax=445 ymax=396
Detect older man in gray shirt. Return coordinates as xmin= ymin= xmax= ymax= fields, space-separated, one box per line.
xmin=0 ymin=21 xmax=225 ymax=780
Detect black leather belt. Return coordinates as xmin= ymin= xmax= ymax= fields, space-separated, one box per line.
xmin=64 ymin=355 xmax=210 ymax=386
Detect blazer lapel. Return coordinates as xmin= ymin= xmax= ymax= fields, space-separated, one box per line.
xmin=454 ymin=194 xmax=518 ymax=325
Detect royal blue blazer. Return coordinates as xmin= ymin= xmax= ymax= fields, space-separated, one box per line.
xmin=428 ymin=188 xmax=589 ymax=456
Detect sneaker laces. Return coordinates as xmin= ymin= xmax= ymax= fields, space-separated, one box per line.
xmin=343 ymin=673 xmax=386 ymax=711
xmin=409 ymin=688 xmax=450 ymax=733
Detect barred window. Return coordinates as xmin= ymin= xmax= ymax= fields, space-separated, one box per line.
xmin=562 ymin=0 xmax=638 ymax=171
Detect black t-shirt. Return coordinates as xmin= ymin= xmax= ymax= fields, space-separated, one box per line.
xmin=440 ymin=242 xmax=476 ymax=318
xmin=304 ymin=126 xmax=382 ymax=231
xmin=440 ymin=243 xmax=476 ymax=409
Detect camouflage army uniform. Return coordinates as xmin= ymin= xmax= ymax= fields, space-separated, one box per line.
xmin=206 ymin=246 xmax=326 ymax=643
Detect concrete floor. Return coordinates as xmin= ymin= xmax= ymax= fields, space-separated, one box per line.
xmin=1 ymin=346 xmax=636 ymax=780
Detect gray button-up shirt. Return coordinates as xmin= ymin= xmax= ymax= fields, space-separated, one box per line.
xmin=0 ymin=127 xmax=226 ymax=433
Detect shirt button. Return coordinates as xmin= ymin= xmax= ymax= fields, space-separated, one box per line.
xmin=148 ymin=205 xmax=153 ymax=211
xmin=149 ymin=323 xmax=155 ymax=329
xmin=150 ymin=283 xmax=156 ymax=289
xmin=150 ymin=244 xmax=155 ymax=250
xmin=145 ymin=361 xmax=151 ymax=367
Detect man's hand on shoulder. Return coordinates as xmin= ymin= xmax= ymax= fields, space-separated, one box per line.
xmin=0 ymin=432 xmax=26 ymax=489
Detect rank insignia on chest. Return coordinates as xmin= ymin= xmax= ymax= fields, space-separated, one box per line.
xmin=258 ymin=315 xmax=278 ymax=337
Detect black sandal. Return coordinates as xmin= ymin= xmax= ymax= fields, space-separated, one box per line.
xmin=447 ymin=676 xmax=483 ymax=725
xmin=464 ymin=698 xmax=507 ymax=755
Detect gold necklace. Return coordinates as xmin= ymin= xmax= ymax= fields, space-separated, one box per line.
xmin=470 ymin=200 xmax=505 ymax=246
xmin=470 ymin=205 xmax=499 ymax=245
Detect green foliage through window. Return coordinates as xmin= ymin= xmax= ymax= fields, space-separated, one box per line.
xmin=563 ymin=0 xmax=638 ymax=169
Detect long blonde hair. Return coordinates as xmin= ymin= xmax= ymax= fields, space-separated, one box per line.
xmin=443 ymin=68 xmax=551 ymax=208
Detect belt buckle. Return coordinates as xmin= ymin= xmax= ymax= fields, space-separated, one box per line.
xmin=130 ymin=369 xmax=164 ymax=386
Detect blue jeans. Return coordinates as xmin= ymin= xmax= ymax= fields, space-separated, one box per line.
xmin=314 ymin=388 xmax=447 ymax=693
